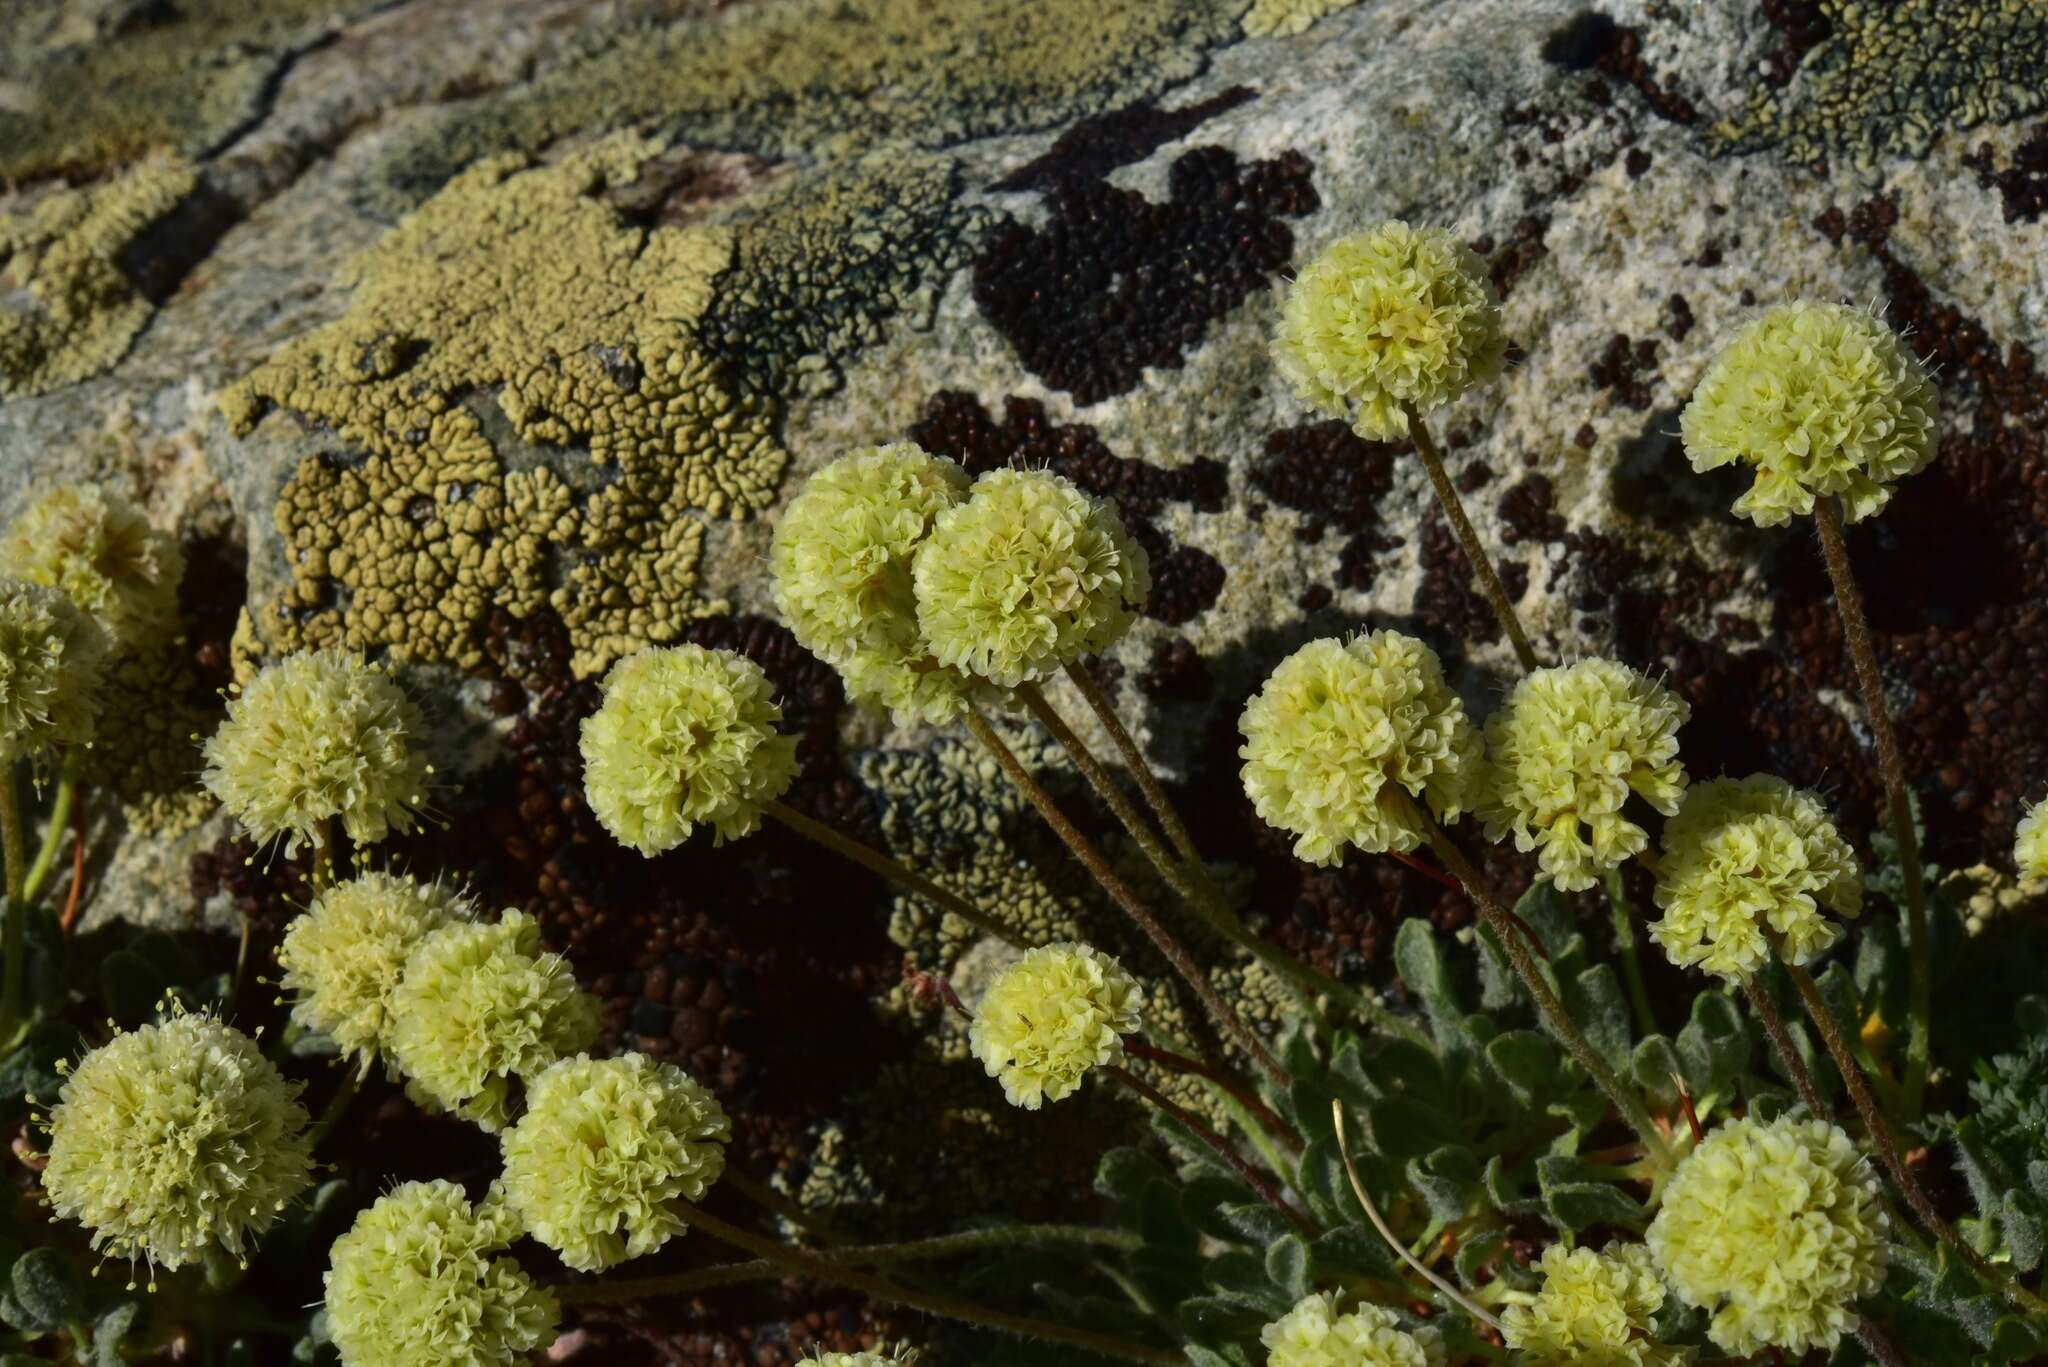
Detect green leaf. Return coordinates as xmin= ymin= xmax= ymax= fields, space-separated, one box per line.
xmin=1486 ymin=1030 xmax=1559 ymax=1105
xmin=1365 ymin=1094 xmax=1456 ymax=1160
xmin=92 ymin=1303 xmax=143 ymax=1367
xmin=1182 ymin=1174 xmax=1258 ymax=1243
xmin=1296 ymin=1134 xmax=1362 ymax=1226
xmin=1393 ymin=918 xmax=1470 ymax=1056
xmin=0 ymin=1021 xmax=79 ymax=1105
xmin=1214 ymin=1202 xmax=1292 ymax=1247
xmin=8 ymin=1247 xmax=84 ymax=1334
xmin=1182 ymin=1346 xmax=1251 ymax=1367
xmin=1264 ymin=1234 xmax=1311 ymax=1301
xmin=1535 ymin=1156 xmax=1644 ymax=1232
xmin=1562 ymin=963 xmax=1632 ymax=1071
xmin=1309 ymin=1227 xmax=1396 ymax=1279
xmin=1095 ymin=1147 xmax=1165 ymax=1203
xmin=1355 ymin=1036 xmax=1444 ymax=1102
xmin=1482 ymin=1153 xmax=1542 ymax=1218
xmin=1204 ymin=1248 xmax=1274 ymax=1298
xmin=1406 ymin=1145 xmax=1480 ymax=1224
xmin=1675 ymin=990 xmax=1752 ymax=1099
xmin=1179 ymin=1293 xmax=1273 ymax=1347
xmin=1629 ymin=1034 xmax=1681 ymax=1106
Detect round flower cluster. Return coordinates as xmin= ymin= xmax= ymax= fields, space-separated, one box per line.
xmin=387 ymin=909 xmax=600 ymax=1132
xmin=1649 ymin=775 xmax=1863 ymax=982
xmin=41 ymin=1013 xmax=314 ymax=1273
xmin=325 ymin=1180 xmax=559 ymax=1367
xmin=579 ymin=644 xmax=799 ymax=856
xmin=912 ymin=468 xmax=1150 ymax=688
xmin=1239 ymin=632 xmax=1480 ymax=865
xmin=0 ymin=483 xmax=184 ymax=649
xmin=969 ymin=943 xmax=1142 ymax=1109
xmin=803 ymin=1352 xmax=918 ymax=1367
xmin=1647 ymin=1116 xmax=1887 ymax=1356
xmin=2017 ymin=798 xmax=2048 ymax=882
xmin=1260 ymin=1292 xmax=1445 ymax=1367
xmin=1481 ymin=660 xmax=1689 ymax=891
xmin=0 ymin=578 xmax=106 ymax=766
xmin=1501 ymin=1243 xmax=1681 ymax=1366
xmin=1680 ymin=300 xmax=1938 ymax=527
xmin=771 ymin=443 xmax=979 ymax=724
xmin=500 ymin=1053 xmax=731 ymax=1271
xmin=278 ymin=870 xmax=479 ymax=1065
xmin=1272 ymin=221 xmax=1506 ymax=441
xmin=200 ymin=649 xmax=430 ymax=855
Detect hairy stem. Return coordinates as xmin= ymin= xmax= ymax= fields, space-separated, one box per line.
xmin=1125 ymin=1039 xmax=1300 ymax=1151
xmin=19 ymin=753 xmax=78 ymax=908
xmin=0 ymin=769 xmax=26 ymax=1045
xmin=307 ymin=1053 xmax=374 ymax=1149
xmin=1813 ymin=498 xmax=1931 ymax=1115
xmin=1404 ymin=406 xmax=1539 ymax=672
xmin=1108 ymin=1065 xmax=1314 ymax=1237
xmin=1603 ymin=869 xmax=1658 ymax=1037
xmin=1739 ymin=976 xmax=1828 ymax=1119
xmin=1062 ymin=662 xmax=1205 ymax=870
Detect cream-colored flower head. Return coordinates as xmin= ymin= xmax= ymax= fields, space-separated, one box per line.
xmin=278 ymin=871 xmax=479 ymax=1065
xmin=1261 ymin=1292 xmax=1445 ymax=1367
xmin=0 ymin=578 xmax=106 ymax=766
xmin=1240 ymin=632 xmax=1480 ymax=866
xmin=1649 ymin=775 xmax=1862 ymax=983
xmin=1647 ymin=1116 xmax=1886 ymax=1357
xmin=771 ymin=444 xmax=981 ymax=724
xmin=912 ymin=468 xmax=1150 ymax=688
xmin=1680 ymin=301 xmax=1938 ymax=527
xmin=2016 ymin=798 xmax=2048 ymax=881
xmin=200 ymin=648 xmax=429 ymax=855
xmin=500 ymin=1053 xmax=730 ymax=1271
xmin=1481 ymin=660 xmax=1689 ymax=892
xmin=1502 ymin=1243 xmax=1686 ymax=1367
xmin=0 ymin=484 xmax=184 ymax=649
xmin=1272 ymin=221 xmax=1506 ymax=441
xmin=969 ymin=943 xmax=1142 ymax=1110
xmin=42 ymin=1013 xmax=314 ymax=1274
xmin=386 ymin=909 xmax=599 ymax=1132
xmin=802 ymin=1354 xmax=919 ymax=1367
xmin=325 ymin=1179 xmax=558 ymax=1367
xmin=580 ymin=644 xmax=798 ymax=856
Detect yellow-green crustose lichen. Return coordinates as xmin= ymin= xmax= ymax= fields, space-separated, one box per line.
xmin=968 ymin=943 xmax=1142 ymax=1109
xmin=1501 ymin=1243 xmax=1683 ymax=1367
xmin=221 ymin=135 xmax=780 ymax=677
xmin=0 ymin=580 xmax=106 ymax=767
xmin=1242 ymin=0 xmax=1362 ymax=39
xmin=0 ymin=153 xmax=197 ymax=398
xmin=1261 ymin=1292 xmax=1445 ymax=1367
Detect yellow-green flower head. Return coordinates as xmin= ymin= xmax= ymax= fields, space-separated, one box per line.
xmin=1501 ymin=1243 xmax=1686 ymax=1367
xmin=1648 ymin=775 xmax=1862 ymax=983
xmin=278 ymin=871 xmax=479 ymax=1066
xmin=1647 ymin=1116 xmax=1887 ymax=1357
xmin=0 ymin=483 xmax=184 ymax=649
xmin=2016 ymin=798 xmax=2048 ymax=881
xmin=1272 ymin=222 xmax=1506 ymax=441
xmin=1481 ymin=660 xmax=1689 ymax=892
xmin=387 ymin=909 xmax=600 ymax=1132
xmin=803 ymin=1352 xmax=918 ymax=1367
xmin=1240 ymin=633 xmax=1481 ymax=865
xmin=1261 ymin=1292 xmax=1446 ymax=1367
xmin=912 ymin=468 xmax=1151 ymax=688
xmin=500 ymin=1053 xmax=730 ymax=1271
xmin=0 ymin=578 xmax=106 ymax=766
xmin=325 ymin=1179 xmax=558 ymax=1367
xmin=771 ymin=444 xmax=981 ymax=724
xmin=41 ymin=1013 xmax=314 ymax=1273
xmin=580 ymin=644 xmax=799 ymax=856
xmin=969 ymin=943 xmax=1142 ymax=1110
xmin=1679 ymin=301 xmax=1938 ymax=527
xmin=200 ymin=648 xmax=429 ymax=856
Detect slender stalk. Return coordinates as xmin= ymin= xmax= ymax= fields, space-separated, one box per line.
xmin=1603 ymin=869 xmax=1658 ymax=1037
xmin=0 ymin=768 xmax=29 ymax=1045
xmin=1855 ymin=1316 xmax=1911 ymax=1367
xmin=964 ymin=708 xmax=1289 ymax=1088
xmin=1403 ymin=406 xmax=1539 ymax=672
xmin=722 ymin=1164 xmax=850 ymax=1247
xmin=764 ymin=800 xmax=1027 ymax=950
xmin=582 ymin=1200 xmax=1184 ymax=1364
xmin=1107 ymin=1066 xmax=1314 ymax=1237
xmin=1062 ymin=663 xmax=1205 ymax=869
xmin=1125 ymin=1039 xmax=1300 ymax=1151
xmin=307 ymin=1053 xmax=374 ymax=1149
xmin=19 ymin=753 xmax=78 ymax=908
xmin=1739 ymin=977 xmax=1828 ymax=1119
xmin=1784 ymin=959 xmax=2048 ymax=1319
xmin=1812 ymin=498 xmax=1931 ymax=1115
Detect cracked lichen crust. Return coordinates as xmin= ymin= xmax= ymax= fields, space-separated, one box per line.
xmin=1243 ymin=0 xmax=1361 ymax=38
xmin=221 ymin=135 xmax=782 ymax=676
xmin=370 ymin=0 xmax=1242 ymax=209
xmin=0 ymin=153 xmax=197 ymax=398
xmin=0 ymin=483 xmax=184 ymax=650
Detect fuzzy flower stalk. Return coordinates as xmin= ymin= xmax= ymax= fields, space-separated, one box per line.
xmin=1260 ymin=1292 xmax=1445 ymax=1367
xmin=969 ymin=943 xmax=1142 ymax=1109
xmin=0 ymin=483 xmax=184 ymax=650
xmin=1502 ymin=1243 xmax=1686 ymax=1366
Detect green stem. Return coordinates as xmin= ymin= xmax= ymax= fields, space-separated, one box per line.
xmin=1813 ymin=498 xmax=1931 ymax=1116
xmin=19 ymin=753 xmax=77 ymax=909
xmin=1124 ymin=1039 xmax=1298 ymax=1150
xmin=1062 ymin=662 xmax=1206 ymax=870
xmin=1403 ymin=406 xmax=1539 ymax=672
xmin=1107 ymin=1065 xmax=1315 ymax=1237
xmin=1739 ymin=976 xmax=1828 ymax=1119
xmin=1603 ymin=868 xmax=1658 ymax=1037
xmin=0 ymin=768 xmax=27 ymax=1045
xmin=722 ymin=1164 xmax=849 ymax=1246
xmin=307 ymin=1053 xmax=374 ymax=1149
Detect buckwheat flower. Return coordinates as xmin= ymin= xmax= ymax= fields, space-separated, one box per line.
xmin=200 ymin=648 xmax=429 ymax=855
xmin=1272 ymin=221 xmax=1506 ymax=441
xmin=580 ymin=644 xmax=798 ymax=856
xmin=772 ymin=444 xmax=980 ymax=724
xmin=1680 ymin=301 xmax=1938 ymax=527
xmin=969 ymin=943 xmax=1142 ymax=1109
xmin=2016 ymin=798 xmax=2048 ymax=881
xmin=804 ymin=1353 xmax=918 ymax=1367
xmin=387 ymin=910 xmax=599 ymax=1132
xmin=500 ymin=1053 xmax=730 ymax=1271
xmin=1647 ymin=1116 xmax=1886 ymax=1357
xmin=1261 ymin=1292 xmax=1445 ymax=1367
xmin=0 ymin=578 xmax=106 ymax=765
xmin=278 ymin=871 xmax=479 ymax=1066
xmin=1240 ymin=632 xmax=1481 ymax=866
xmin=0 ymin=484 xmax=184 ymax=649
xmin=42 ymin=1013 xmax=314 ymax=1274
xmin=325 ymin=1180 xmax=558 ymax=1367
xmin=912 ymin=468 xmax=1150 ymax=688
xmin=1481 ymin=660 xmax=1689 ymax=892
xmin=1502 ymin=1243 xmax=1685 ymax=1367
xmin=1649 ymin=775 xmax=1862 ymax=983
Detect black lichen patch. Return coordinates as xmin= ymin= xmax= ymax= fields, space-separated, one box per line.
xmin=1469 ymin=215 xmax=1550 ymax=299
xmin=994 ymin=86 xmax=1257 ymax=192
xmin=971 ymin=145 xmax=1318 ymax=405
xmin=1415 ymin=492 xmax=1530 ymax=653
xmin=1965 ymin=126 xmax=2048 ymax=225
xmin=1590 ymin=333 xmax=1661 ymax=412
xmin=908 ymin=392 xmax=1228 ymax=624
xmin=1248 ymin=419 xmax=1402 ymax=594
xmin=1537 ymin=11 xmax=1699 ymax=126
